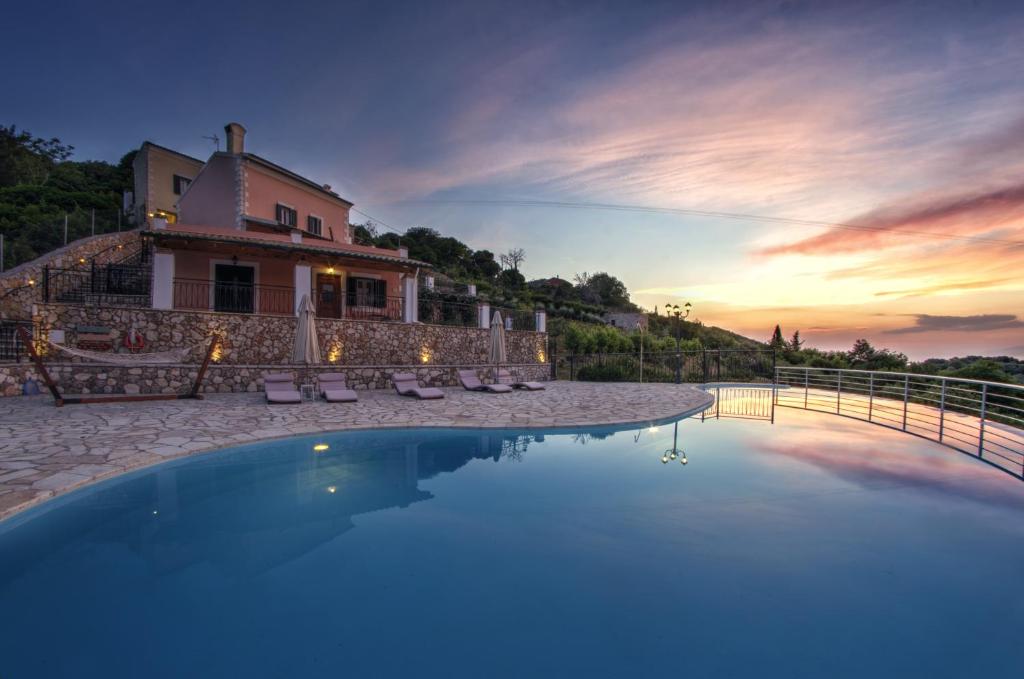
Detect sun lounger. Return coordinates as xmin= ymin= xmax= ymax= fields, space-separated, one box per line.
xmin=263 ymin=371 xmax=302 ymax=404
xmin=391 ymin=372 xmax=445 ymax=400
xmin=318 ymin=373 xmax=358 ymax=403
xmin=496 ymin=368 xmax=546 ymax=391
xmin=458 ymin=369 xmax=513 ymax=393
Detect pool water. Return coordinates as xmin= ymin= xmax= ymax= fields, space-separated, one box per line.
xmin=1 ymin=400 xmax=1022 ymax=678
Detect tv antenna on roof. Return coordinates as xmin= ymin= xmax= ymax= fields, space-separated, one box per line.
xmin=202 ymin=134 xmax=220 ymax=151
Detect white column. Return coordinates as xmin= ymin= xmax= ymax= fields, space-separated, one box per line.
xmin=403 ymin=275 xmax=418 ymax=323
xmin=535 ymin=309 xmax=547 ymax=333
xmin=294 ymin=264 xmax=311 ymax=315
xmin=152 ymin=251 xmax=174 ymax=310
xmin=478 ymin=302 xmax=490 ymax=329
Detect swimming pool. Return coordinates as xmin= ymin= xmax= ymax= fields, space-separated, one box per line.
xmin=1 ymin=396 xmax=1022 ymax=678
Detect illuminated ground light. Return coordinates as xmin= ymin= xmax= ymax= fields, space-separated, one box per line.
xmin=327 ymin=342 xmax=342 ymax=363
xmin=313 ymin=443 xmax=330 ymax=452
xmin=420 ymin=347 xmax=433 ymax=364
xmin=327 ymin=486 xmax=337 ymax=494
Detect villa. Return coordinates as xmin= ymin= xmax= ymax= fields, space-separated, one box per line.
xmin=134 ymin=123 xmax=422 ymax=321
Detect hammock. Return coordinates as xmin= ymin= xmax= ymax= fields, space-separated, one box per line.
xmin=46 ymin=340 xmax=202 ymax=365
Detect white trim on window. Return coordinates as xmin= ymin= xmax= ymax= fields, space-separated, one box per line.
xmin=307 ymin=213 xmax=323 ymax=236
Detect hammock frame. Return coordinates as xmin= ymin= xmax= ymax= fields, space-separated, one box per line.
xmin=17 ymin=327 xmax=218 ymax=407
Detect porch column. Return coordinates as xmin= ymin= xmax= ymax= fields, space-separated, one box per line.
xmin=478 ymin=302 xmax=490 ymax=329
xmin=403 ymin=275 xmax=418 ymax=323
xmin=535 ymin=309 xmax=547 ymax=333
xmin=294 ymin=264 xmax=311 ymax=315
xmin=152 ymin=251 xmax=174 ymax=310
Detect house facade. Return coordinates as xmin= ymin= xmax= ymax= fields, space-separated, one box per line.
xmin=141 ymin=123 xmax=424 ymax=322
xmin=130 ymin=142 xmax=205 ymax=225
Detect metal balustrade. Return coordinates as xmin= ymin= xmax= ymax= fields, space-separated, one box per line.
xmin=774 ymin=366 xmax=1024 ymax=479
xmin=173 ymin=278 xmax=294 ymax=316
xmin=0 ymin=319 xmax=34 ymax=361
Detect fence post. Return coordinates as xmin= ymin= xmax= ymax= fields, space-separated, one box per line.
xmin=675 ymin=351 xmax=682 ymax=384
xmin=771 ymin=350 xmax=777 ymax=385
xmin=938 ymin=379 xmax=946 ymax=442
xmin=548 ymin=337 xmax=555 ymax=380
xmin=836 ymin=371 xmax=842 ymax=414
xmin=978 ymin=383 xmax=987 ymax=458
xmin=902 ymin=375 xmax=909 ymax=431
xmin=702 ymin=348 xmax=708 ymax=383
xmin=804 ymin=369 xmax=809 ymax=408
xmin=569 ymin=353 xmax=576 ymax=381
xmin=42 ymin=265 xmax=49 ymax=302
xmin=715 ymin=350 xmax=721 ymax=382
xmin=868 ymin=373 xmax=874 ymax=422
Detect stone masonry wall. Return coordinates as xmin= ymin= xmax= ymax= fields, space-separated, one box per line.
xmin=0 ymin=230 xmax=142 ymax=319
xmin=0 ymin=362 xmax=551 ymax=397
xmin=35 ymin=304 xmax=547 ymax=366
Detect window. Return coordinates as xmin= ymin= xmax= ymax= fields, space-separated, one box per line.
xmin=307 ymin=215 xmax=323 ymax=236
xmin=347 ymin=276 xmax=386 ymax=308
xmin=275 ymin=203 xmax=297 ymax=227
xmin=172 ymin=175 xmax=192 ymax=195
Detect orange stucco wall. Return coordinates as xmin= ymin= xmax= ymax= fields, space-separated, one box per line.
xmin=245 ymin=164 xmax=351 ymax=243
xmin=169 ymin=249 xmax=295 ymax=315
xmin=178 ymin=155 xmax=238 ymax=228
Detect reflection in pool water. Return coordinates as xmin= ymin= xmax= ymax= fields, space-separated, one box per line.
xmin=1 ymin=390 xmax=1022 ymax=678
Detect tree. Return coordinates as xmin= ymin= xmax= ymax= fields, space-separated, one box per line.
xmin=846 ymin=338 xmax=907 ymax=370
xmin=790 ymin=330 xmax=803 ymax=350
xmin=470 ymin=249 xmax=501 ymax=279
xmin=499 ymin=247 xmax=525 ymax=271
xmin=942 ymin=360 xmax=1011 ymax=382
xmin=0 ymin=125 xmax=74 ymax=187
xmin=574 ymin=271 xmax=633 ymax=309
xmin=769 ymin=324 xmax=786 ymax=350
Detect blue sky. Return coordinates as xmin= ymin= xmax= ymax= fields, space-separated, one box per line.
xmin=4 ymin=0 xmax=1024 ymax=358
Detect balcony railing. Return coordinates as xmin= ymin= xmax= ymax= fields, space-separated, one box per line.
xmin=774 ymin=366 xmax=1024 ymax=480
xmin=418 ymin=298 xmax=478 ymax=327
xmin=491 ymin=307 xmax=536 ymax=331
xmin=341 ymin=294 xmax=404 ymax=322
xmin=173 ymin=278 xmax=294 ymax=316
xmin=0 ymin=319 xmax=34 ymax=362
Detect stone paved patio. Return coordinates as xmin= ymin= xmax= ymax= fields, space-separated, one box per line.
xmin=0 ymin=382 xmax=713 ymax=520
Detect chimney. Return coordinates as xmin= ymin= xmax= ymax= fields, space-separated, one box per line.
xmin=225 ymin=122 xmax=246 ymax=154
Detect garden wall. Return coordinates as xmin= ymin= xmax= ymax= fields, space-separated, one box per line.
xmin=0 ymin=362 xmax=550 ymax=397
xmin=34 ymin=304 xmax=547 ymax=366
xmin=0 ymin=230 xmax=142 ymax=318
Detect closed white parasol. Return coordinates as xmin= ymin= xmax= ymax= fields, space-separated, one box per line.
xmin=292 ymin=294 xmax=322 ymax=365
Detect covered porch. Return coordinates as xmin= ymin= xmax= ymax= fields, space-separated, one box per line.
xmin=147 ymin=227 xmax=422 ymax=322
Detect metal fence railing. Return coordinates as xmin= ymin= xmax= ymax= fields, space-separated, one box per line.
xmin=43 ymin=264 xmax=152 ymax=308
xmin=343 ymin=294 xmax=405 ymax=322
xmin=491 ymin=307 xmax=536 ymax=332
xmin=553 ymin=350 xmax=776 ymax=383
xmin=418 ymin=298 xmax=478 ymax=327
xmin=0 ymin=319 xmax=35 ymax=362
xmin=173 ymin=278 xmax=294 ymax=316
xmin=774 ymin=366 xmax=1024 ymax=479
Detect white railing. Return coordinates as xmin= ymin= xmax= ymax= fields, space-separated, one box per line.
xmin=774 ymin=366 xmax=1024 ymax=479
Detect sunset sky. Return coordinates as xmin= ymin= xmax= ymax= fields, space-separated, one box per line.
xmin=4 ymin=0 xmax=1023 ymax=358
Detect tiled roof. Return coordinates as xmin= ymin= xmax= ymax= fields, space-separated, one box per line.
xmin=145 ymin=224 xmax=429 ymax=268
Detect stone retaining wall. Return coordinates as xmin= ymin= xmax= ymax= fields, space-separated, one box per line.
xmin=0 ymin=362 xmax=551 ymax=397
xmin=0 ymin=231 xmax=141 ymax=318
xmin=35 ymin=304 xmax=547 ymax=366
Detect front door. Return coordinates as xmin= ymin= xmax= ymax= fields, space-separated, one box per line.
xmin=316 ymin=273 xmax=342 ymax=318
xmin=214 ymin=264 xmax=254 ymax=313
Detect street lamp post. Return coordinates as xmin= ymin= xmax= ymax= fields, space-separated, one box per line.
xmin=663 ymin=302 xmax=692 ymax=383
